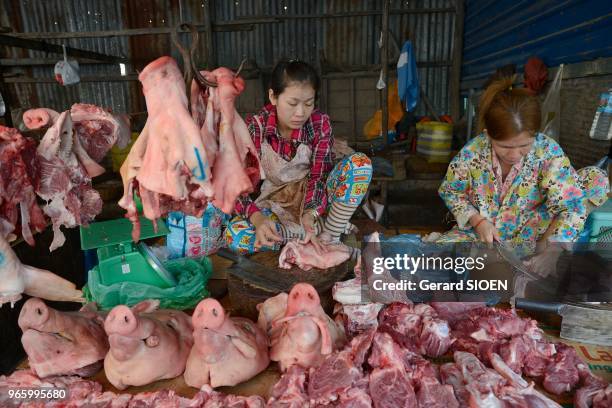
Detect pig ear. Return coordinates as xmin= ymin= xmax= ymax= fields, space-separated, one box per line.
xmin=131 ymin=299 xmax=160 ymax=314
xmin=230 ymin=337 xmax=257 ymax=359
xmin=145 ymin=335 xmax=159 ymax=347
xmin=312 ymin=316 xmax=333 ymax=355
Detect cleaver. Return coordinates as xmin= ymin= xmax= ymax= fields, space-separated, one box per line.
xmin=515 ymin=298 xmax=612 ymax=346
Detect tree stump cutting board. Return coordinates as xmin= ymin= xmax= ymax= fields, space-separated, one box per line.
xmin=227 ymin=250 xmax=350 ymax=320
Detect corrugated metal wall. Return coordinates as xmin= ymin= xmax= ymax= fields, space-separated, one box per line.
xmin=461 ymin=0 xmax=612 ymax=90
xmin=2 ymin=0 xmax=457 ymax=121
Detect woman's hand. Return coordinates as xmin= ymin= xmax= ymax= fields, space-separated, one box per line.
xmin=473 ymin=218 xmax=500 ymax=244
xmin=250 ymin=211 xmax=282 ymax=249
xmin=524 ymin=245 xmax=563 ymax=278
xmin=300 ymin=212 xmax=327 ymax=253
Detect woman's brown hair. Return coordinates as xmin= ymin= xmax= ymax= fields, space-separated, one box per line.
xmin=478 ymin=76 xmax=541 ymax=141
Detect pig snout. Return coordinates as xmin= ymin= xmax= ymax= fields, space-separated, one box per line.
xmin=18 ymin=298 xmax=50 ymax=331
xmin=105 ymin=305 xmax=138 ymax=335
xmin=192 ymin=298 xmax=226 ymax=330
xmin=286 ymin=283 xmax=321 ymax=317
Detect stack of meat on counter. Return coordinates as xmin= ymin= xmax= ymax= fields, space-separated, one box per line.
xmin=1 ymin=278 xmax=610 ymax=407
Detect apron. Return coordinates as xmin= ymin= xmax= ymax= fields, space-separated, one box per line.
xmin=255 ymin=141 xmax=312 ymax=235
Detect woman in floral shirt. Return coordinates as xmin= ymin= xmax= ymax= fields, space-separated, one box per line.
xmin=437 ymin=77 xmax=608 ymax=274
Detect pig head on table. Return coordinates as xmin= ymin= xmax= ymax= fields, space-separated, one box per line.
xmin=18 ymin=298 xmax=108 ymax=378
xmin=184 ymin=298 xmax=269 ymax=388
xmin=103 ymin=299 xmax=193 ymax=390
xmin=257 ymin=283 xmax=345 ymax=371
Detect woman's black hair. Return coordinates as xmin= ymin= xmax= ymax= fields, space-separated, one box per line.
xmin=269 ymin=59 xmax=320 ymax=96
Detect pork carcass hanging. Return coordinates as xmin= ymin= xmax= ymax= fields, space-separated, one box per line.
xmin=36 ymin=111 xmax=103 ymax=251
xmin=193 ymin=68 xmax=261 ymax=213
xmin=23 ymin=104 xmax=131 ymax=165
xmin=0 ymin=126 xmax=46 ymax=245
xmin=0 ymin=234 xmax=84 ymax=307
xmin=18 ymin=298 xmax=108 ymax=378
xmin=119 ymin=56 xmax=214 ymax=241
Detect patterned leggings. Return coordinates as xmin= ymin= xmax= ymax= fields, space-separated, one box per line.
xmin=225 ymin=152 xmax=373 ymax=254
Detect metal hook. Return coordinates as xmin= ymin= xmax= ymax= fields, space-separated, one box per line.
xmin=234 ymin=58 xmax=247 ymax=77
xmin=171 ymin=23 xmax=217 ymax=89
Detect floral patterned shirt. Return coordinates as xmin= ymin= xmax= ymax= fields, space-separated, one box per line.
xmin=438 ymin=133 xmax=587 ymax=244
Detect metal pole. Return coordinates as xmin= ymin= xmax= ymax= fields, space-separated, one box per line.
xmin=450 ymin=0 xmax=465 ymax=122
xmin=381 ymin=0 xmax=390 ymax=146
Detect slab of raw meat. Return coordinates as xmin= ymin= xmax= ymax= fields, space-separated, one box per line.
xmin=119 ymin=56 xmax=213 ymax=240
xmin=70 ymin=103 xmax=123 ymax=163
xmin=377 ymin=301 xmax=453 ymax=357
xmin=0 ymin=126 xmax=46 ymax=245
xmin=334 ymin=302 xmax=383 ymax=338
xmin=267 ymin=365 xmax=310 ymax=408
xmin=18 ymin=298 xmax=108 ymax=378
xmin=36 ymin=111 xmax=103 ymax=250
xmin=279 ymin=233 xmax=351 ymax=271
xmin=369 ymin=365 xmax=417 ymax=407
xmin=24 ymin=104 xmax=129 ymax=162
xmin=0 ymin=234 xmax=83 ymax=307
xmin=307 ymin=329 xmax=374 ymax=405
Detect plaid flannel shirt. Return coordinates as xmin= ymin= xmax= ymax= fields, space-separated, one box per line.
xmin=234 ymin=104 xmax=334 ymax=219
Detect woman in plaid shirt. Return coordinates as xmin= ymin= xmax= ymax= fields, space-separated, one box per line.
xmin=225 ymin=60 xmax=372 ymax=254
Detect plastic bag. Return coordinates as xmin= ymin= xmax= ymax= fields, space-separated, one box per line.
xmin=83 ymin=256 xmax=212 ymax=310
xmin=166 ymin=203 xmax=228 ymax=259
xmin=541 ymin=64 xmax=563 ymax=141
xmin=54 ymin=45 xmax=80 ymax=86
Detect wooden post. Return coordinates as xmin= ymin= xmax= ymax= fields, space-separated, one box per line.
xmin=449 ymin=0 xmax=465 ymax=122
xmin=350 ymin=77 xmax=356 ymax=142
xmin=381 ymin=0 xmax=390 ymax=146
xmin=203 ymin=0 xmax=216 ymax=69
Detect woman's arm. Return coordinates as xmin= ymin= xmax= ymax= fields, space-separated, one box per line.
xmin=304 ymin=114 xmax=334 ymax=216
xmin=539 ymin=155 xmax=587 ymax=242
xmin=438 ymin=154 xmax=480 ymax=229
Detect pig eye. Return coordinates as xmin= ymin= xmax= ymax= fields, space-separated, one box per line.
xmin=212 ymin=308 xmax=218 ymax=317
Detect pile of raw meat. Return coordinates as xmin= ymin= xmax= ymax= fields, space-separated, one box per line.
xmin=5 ymin=282 xmax=610 ymax=406
xmin=0 ymin=371 xmax=265 ymax=408
xmin=119 ymin=56 xmax=260 ymax=241
xmin=0 ymin=103 xmax=128 ymax=250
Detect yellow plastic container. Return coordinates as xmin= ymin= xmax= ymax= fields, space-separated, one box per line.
xmin=110 ymin=132 xmax=139 ymax=172
xmin=416 ymin=121 xmax=453 ymax=163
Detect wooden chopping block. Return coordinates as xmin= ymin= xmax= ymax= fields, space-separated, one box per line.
xmin=227 ymin=250 xmax=350 ymax=320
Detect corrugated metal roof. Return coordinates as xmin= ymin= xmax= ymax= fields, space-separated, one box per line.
xmin=3 ymin=0 xmax=457 ymax=116
xmin=461 ymin=0 xmax=612 ymax=90
xmin=2 ymin=0 xmax=130 ymax=113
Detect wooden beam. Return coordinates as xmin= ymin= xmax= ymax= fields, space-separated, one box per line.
xmin=0 ymin=34 xmax=127 ymax=63
xmin=235 ymin=8 xmax=455 ymax=19
xmin=449 ymin=0 xmax=465 ymax=122
xmin=381 ymin=0 xmax=390 ymax=146
xmin=3 ymin=74 xmax=138 ymax=83
xmin=4 ymin=23 xmax=257 ymax=40
xmin=0 ymin=57 xmax=110 ymax=66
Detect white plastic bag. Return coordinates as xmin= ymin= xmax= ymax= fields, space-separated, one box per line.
xmin=54 ymin=45 xmax=80 ymax=86
xmin=541 ymin=64 xmax=563 ymax=141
